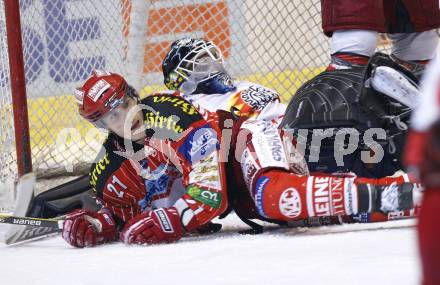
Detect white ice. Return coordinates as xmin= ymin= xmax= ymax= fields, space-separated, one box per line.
xmin=0 ymin=214 xmax=420 ymax=285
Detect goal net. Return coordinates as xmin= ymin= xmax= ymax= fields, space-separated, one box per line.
xmin=0 ymin=0 xmax=396 ymax=212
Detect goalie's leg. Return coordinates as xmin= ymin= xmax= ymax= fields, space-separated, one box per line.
xmin=251 ymin=170 xmax=416 ymax=222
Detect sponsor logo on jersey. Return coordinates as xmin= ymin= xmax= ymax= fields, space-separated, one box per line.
xmin=307 ymin=177 xmax=346 ymax=217
xmin=254 ymin=176 xmax=270 ymax=218
xmin=154 ymin=209 xmax=173 ymax=233
xmin=153 ymin=95 xmax=198 ymax=115
xmin=240 ymin=149 xmax=259 ymax=188
xmin=90 ymin=152 xmax=111 ymax=192
xmin=189 ymin=127 xmax=218 ymax=161
xmin=187 ymin=185 xmax=222 ymax=209
xmin=309 ymin=177 xmax=331 ymax=216
xmin=351 ymin=212 xmax=371 ymax=223
xmin=279 ymin=187 xmax=302 ymax=219
xmin=139 ymin=164 xmax=173 ymax=212
xmin=345 ymin=179 xmax=354 ymax=215
xmin=188 ymin=153 xmax=221 ymax=189
xmin=144 ymin=111 xmax=185 ymax=134
xmin=264 ymin=127 xmax=283 ymax=162
xmin=179 ymin=125 xmax=219 ymax=163
xmin=331 ymin=177 xmax=345 ymax=215
xmin=240 ymin=85 xmax=279 ymax=111
xmin=88 ymin=79 xmax=111 ymax=102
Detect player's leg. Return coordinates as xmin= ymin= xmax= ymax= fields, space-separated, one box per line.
xmin=418 ymin=188 xmax=440 ymax=285
xmin=389 ymin=31 xmax=438 ymax=62
xmin=385 ymin=0 xmax=439 ymax=66
xmin=252 ymin=169 xmax=415 ymax=222
xmin=237 ymin=119 xmax=416 ymax=222
xmin=328 ymin=30 xmax=377 ymax=69
xmin=321 ymin=0 xmax=385 ymax=69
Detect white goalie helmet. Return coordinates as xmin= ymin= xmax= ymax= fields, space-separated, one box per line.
xmin=162 ymin=38 xmax=235 ymax=94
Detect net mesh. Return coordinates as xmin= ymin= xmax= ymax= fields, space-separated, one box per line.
xmin=0 ymin=0 xmax=16 ymax=211
xmin=0 ymin=0 xmax=417 ymax=212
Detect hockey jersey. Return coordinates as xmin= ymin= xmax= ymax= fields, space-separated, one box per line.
xmin=89 ymin=94 xmax=228 ymax=230
xmin=180 ymin=81 xmax=286 ymax=121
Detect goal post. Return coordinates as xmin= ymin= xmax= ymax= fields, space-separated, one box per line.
xmin=0 ymin=0 xmax=152 ymax=212
xmin=4 ymin=0 xmax=32 ymax=177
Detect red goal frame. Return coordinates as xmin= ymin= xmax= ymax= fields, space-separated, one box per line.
xmin=4 ymin=0 xmax=32 ymax=177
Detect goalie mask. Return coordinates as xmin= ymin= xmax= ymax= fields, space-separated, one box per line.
xmin=162 ymin=38 xmax=236 ymax=94
xmin=75 ymin=70 xmax=139 ymax=128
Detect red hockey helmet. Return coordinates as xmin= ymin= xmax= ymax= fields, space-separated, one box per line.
xmin=75 ymin=70 xmax=133 ymax=125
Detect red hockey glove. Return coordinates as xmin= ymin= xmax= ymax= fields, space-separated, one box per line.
xmin=62 ymin=208 xmax=117 ymax=248
xmin=120 ymin=207 xmax=183 ymax=245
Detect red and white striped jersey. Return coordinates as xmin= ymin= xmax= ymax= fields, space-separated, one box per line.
xmin=90 ymin=94 xmax=229 ymax=231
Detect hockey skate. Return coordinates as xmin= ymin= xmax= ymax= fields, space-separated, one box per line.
xmin=370 ymin=66 xmax=420 ymax=109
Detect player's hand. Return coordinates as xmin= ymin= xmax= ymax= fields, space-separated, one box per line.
xmin=62 ymin=208 xmax=117 ymax=248
xmin=120 ymin=207 xmax=183 ymax=245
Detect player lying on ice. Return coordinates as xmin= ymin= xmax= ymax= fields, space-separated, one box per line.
xmin=161 ymin=37 xmax=420 ymax=179
xmin=61 ymin=70 xmax=418 ymax=248
xmin=160 ymin=37 xmax=422 ymax=224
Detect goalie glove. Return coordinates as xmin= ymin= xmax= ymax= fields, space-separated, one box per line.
xmin=120 ymin=207 xmax=183 ymax=245
xmin=62 ymin=208 xmax=117 ymax=248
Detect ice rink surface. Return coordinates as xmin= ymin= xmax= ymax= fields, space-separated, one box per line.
xmin=0 ymin=215 xmax=420 ymax=285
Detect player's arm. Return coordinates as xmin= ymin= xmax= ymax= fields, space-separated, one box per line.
xmin=120 ymin=94 xmax=228 ymax=245
xmin=62 ymin=149 xmax=146 ymax=248
xmin=171 ymin=116 xmax=229 ymax=232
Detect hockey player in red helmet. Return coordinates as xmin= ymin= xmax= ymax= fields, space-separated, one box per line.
xmin=162 ymin=38 xmax=286 ymax=122
xmin=76 ymin=70 xmax=145 ymax=143
xmin=62 ymin=69 xmax=420 ymax=248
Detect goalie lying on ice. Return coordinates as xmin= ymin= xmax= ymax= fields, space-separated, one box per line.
xmin=61 ymin=70 xmax=419 ymax=248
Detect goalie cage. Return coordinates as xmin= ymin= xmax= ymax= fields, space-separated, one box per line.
xmin=0 ymin=0 xmax=400 ymax=213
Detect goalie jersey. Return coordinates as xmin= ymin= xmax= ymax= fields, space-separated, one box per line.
xmin=180 ymin=81 xmax=287 ymax=121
